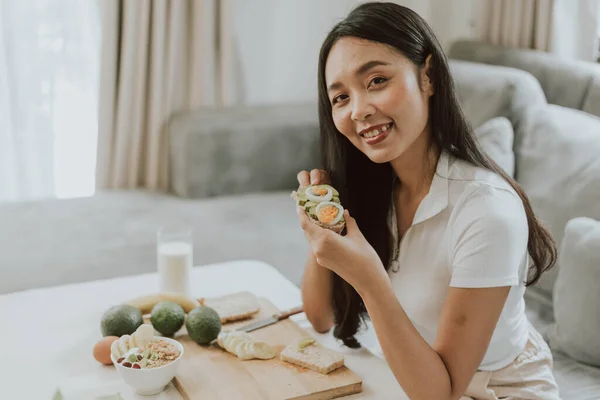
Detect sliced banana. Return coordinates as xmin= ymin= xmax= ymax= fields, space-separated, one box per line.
xmin=216 ymin=330 xmax=276 ymax=361
xmin=233 ymin=338 xmax=247 ymax=357
xmin=128 ymin=334 xmax=138 ymax=349
xmin=111 ymin=339 xmax=123 ymax=359
xmin=252 ymin=341 xmax=277 ymax=360
xmin=135 ymin=324 xmax=154 ymax=347
xmin=240 ymin=341 xmax=255 ymax=360
xmin=110 ymin=324 xmax=156 ymax=360
xmin=118 ymin=335 xmax=131 ymax=354
xmin=217 ymin=332 xmax=226 ymax=348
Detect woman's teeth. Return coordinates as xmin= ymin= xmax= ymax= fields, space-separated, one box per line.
xmin=362 ymin=123 xmax=392 ymax=138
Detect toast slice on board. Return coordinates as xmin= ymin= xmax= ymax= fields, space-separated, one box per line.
xmin=199 ymin=291 xmax=260 ymax=323
xmin=280 ymin=338 xmax=345 ymax=375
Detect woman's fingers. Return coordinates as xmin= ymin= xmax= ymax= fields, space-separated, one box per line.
xmin=298 ymin=169 xmax=331 ymax=187
xmin=311 ymin=169 xmax=331 ymax=185
xmin=310 ymin=169 xmax=321 ymax=185
xmin=297 ymin=170 xmax=310 ymax=187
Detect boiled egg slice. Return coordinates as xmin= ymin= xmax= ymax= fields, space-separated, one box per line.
xmin=315 ymin=201 xmax=344 ymax=226
xmin=306 ymin=186 xmax=333 ymax=203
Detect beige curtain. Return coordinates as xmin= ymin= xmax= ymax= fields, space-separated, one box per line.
xmin=550 ymin=0 xmax=599 ymax=62
xmin=485 ymin=0 xmax=554 ymax=51
xmin=96 ymin=0 xmax=234 ymax=192
xmin=483 ymin=0 xmax=599 ymax=61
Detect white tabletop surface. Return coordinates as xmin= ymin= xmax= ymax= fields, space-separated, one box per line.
xmin=0 ymin=260 xmax=406 ymax=399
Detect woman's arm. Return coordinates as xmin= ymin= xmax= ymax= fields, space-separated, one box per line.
xmin=301 ymin=252 xmax=335 ymax=333
xmin=360 ymin=279 xmax=510 ymax=400
xmin=359 ymin=188 xmax=526 ymax=400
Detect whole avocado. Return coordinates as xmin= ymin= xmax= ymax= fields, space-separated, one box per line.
xmin=101 ymin=304 xmax=144 ymax=337
xmin=150 ymin=301 xmax=186 ymax=336
xmin=186 ymin=306 xmax=222 ymax=345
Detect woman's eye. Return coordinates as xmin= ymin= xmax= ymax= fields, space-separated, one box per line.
xmin=332 ymin=95 xmax=348 ymax=105
xmin=369 ymin=77 xmax=387 ymax=87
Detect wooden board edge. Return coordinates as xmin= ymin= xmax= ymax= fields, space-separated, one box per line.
xmin=287 ymin=381 xmax=363 ymax=400
xmin=172 ymin=376 xmax=189 ymax=399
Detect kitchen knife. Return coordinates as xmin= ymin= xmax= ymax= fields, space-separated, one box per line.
xmin=236 ymin=305 xmax=304 ymax=333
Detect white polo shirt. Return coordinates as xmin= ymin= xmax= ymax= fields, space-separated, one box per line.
xmin=386 ymin=150 xmax=530 ymax=371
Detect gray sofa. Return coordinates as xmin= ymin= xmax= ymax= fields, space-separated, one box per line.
xmin=2 ymin=42 xmax=600 ymax=398
xmin=451 ymin=41 xmax=600 ymax=399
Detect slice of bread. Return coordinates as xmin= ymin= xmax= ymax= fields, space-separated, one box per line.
xmin=199 ymin=291 xmax=260 ymax=323
xmin=314 ymin=219 xmax=345 ymax=234
xmin=280 ymin=338 xmax=345 ymax=375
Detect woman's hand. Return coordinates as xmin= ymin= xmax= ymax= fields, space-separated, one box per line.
xmin=296 ymin=205 xmax=388 ymax=296
xmin=296 ymin=168 xmax=331 ymax=188
xmin=296 ymin=169 xmax=336 ymax=332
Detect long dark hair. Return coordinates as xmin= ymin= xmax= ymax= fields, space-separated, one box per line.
xmin=317 ymin=2 xmax=557 ymax=348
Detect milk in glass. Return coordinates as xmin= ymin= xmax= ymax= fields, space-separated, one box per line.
xmin=157 ymin=229 xmax=192 ymax=295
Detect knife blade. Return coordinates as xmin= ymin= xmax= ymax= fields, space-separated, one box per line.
xmin=236 ymin=305 xmax=304 ymax=332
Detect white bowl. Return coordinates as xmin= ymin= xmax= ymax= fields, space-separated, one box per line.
xmin=111 ymin=336 xmax=184 ymax=396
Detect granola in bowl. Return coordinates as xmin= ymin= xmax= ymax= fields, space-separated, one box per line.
xmin=115 ymin=338 xmax=181 ymax=369
xmin=111 ymin=336 xmax=184 ymax=395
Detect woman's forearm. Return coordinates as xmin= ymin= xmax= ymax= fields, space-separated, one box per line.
xmin=301 ymin=252 xmax=335 ymax=333
xmin=360 ymin=280 xmax=453 ymax=400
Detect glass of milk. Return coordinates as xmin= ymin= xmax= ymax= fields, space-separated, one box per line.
xmin=157 ymin=227 xmax=193 ymax=295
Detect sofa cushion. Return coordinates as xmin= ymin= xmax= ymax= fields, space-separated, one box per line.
xmin=474 ymin=117 xmax=515 ymax=177
xmin=549 ymin=217 xmax=600 ymax=368
xmin=168 ymin=103 xmax=320 ymax=199
xmin=516 ymin=105 xmax=600 ymax=299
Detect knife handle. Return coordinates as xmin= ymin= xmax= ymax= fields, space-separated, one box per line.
xmin=276 ymin=305 xmax=304 ymax=320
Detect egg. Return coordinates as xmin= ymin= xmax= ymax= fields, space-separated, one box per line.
xmin=94 ymin=336 xmax=119 ymax=365
xmin=305 ymin=186 xmax=333 ymax=203
xmin=315 ymin=201 xmax=344 ymax=225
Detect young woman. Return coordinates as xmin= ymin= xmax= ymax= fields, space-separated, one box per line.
xmin=295 ymin=3 xmax=561 ymax=400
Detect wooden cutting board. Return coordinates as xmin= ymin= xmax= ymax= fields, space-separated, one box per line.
xmin=172 ymin=297 xmax=362 ymax=400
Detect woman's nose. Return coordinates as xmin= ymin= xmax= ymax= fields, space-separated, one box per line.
xmin=350 ymin=95 xmax=375 ymax=122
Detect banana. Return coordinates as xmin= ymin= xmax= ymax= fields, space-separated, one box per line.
xmin=110 ymin=324 xmax=155 ymax=360
xmin=124 ymin=292 xmax=200 ymax=314
xmin=217 ymin=331 xmax=276 ymax=360
xmin=252 ymin=341 xmax=277 ymax=360
xmin=111 ymin=338 xmax=123 ymax=358
xmin=135 ymin=324 xmax=154 ymax=345
xmin=118 ymin=335 xmax=131 ymax=354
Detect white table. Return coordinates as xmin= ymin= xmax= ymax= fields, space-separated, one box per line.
xmin=0 ymin=260 xmax=405 ymax=399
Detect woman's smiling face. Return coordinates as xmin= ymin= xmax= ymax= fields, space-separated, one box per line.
xmin=325 ymin=37 xmax=434 ymax=164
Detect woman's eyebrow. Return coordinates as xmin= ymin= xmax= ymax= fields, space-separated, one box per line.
xmin=327 ymin=60 xmax=391 ymax=93
xmin=355 ymin=60 xmax=390 ymax=76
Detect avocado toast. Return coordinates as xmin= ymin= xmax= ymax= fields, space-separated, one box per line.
xmin=291 ymin=184 xmax=346 ymax=234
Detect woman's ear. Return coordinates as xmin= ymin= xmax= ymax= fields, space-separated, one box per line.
xmin=420 ymin=54 xmax=434 ymax=96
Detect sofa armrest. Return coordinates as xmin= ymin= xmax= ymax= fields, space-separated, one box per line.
xmin=167 ymin=103 xmax=320 ymax=199
xmin=449 ymin=40 xmax=600 ymax=118
xmin=449 ymin=59 xmax=546 ymax=156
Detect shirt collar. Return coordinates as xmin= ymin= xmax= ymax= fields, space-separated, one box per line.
xmin=412 ymin=149 xmax=450 ymax=225
xmin=390 ymin=149 xmax=451 ymax=230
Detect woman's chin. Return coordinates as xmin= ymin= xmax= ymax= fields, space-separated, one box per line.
xmin=363 ymin=141 xmax=406 ymax=163
xmin=365 ymin=149 xmax=398 ymax=164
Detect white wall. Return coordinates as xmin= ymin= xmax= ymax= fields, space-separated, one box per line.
xmin=230 ymin=0 xmax=483 ymax=105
